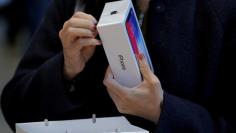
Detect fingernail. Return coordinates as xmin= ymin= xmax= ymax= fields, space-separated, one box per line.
xmin=92 ymin=25 xmax=96 ymax=31
xmin=96 ymin=40 xmax=102 ymax=44
xmin=93 ymin=20 xmax=98 ymax=24
xmin=138 ymin=53 xmax=144 ymax=60
xmin=98 ymin=40 xmax=102 ymax=44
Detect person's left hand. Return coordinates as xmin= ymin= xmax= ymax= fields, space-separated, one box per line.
xmin=103 ymin=54 xmax=164 ymax=124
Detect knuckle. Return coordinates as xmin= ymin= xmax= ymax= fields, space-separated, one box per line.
xmin=103 ymin=79 xmax=108 ymax=86
xmin=65 ymin=20 xmax=71 ymax=27
xmin=59 ymin=30 xmax=63 ymax=39
xmin=88 ymin=14 xmax=93 ymax=18
xmin=149 ymin=77 xmax=160 ymax=86
xmin=66 ymin=29 xmax=73 ymax=37
xmin=103 ymin=79 xmax=111 ymax=87
xmin=117 ymin=106 xmax=123 ymax=113
xmin=74 ymin=11 xmax=83 ymax=17
xmin=62 ymin=21 xmax=68 ymax=30
xmin=67 ymin=27 xmax=73 ymax=33
xmin=117 ymin=106 xmax=127 ymax=114
xmin=69 ymin=18 xmax=76 ymax=24
xmin=88 ymin=14 xmax=94 ymax=20
xmin=67 ymin=18 xmax=76 ymax=26
xmin=68 ymin=19 xmax=75 ymax=26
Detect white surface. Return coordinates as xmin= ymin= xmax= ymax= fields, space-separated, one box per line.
xmin=16 ymin=116 xmax=148 ymax=133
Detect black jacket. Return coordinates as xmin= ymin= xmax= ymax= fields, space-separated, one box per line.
xmin=1 ymin=0 xmax=236 ymax=132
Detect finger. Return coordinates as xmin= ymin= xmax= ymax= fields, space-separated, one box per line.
xmin=137 ymin=53 xmax=155 ymax=82
xmin=93 ymin=30 xmax=98 ymax=37
xmin=73 ymin=12 xmax=97 ymax=24
xmin=76 ymin=38 xmax=101 ymax=47
xmin=67 ymin=27 xmax=94 ymax=38
xmin=65 ymin=18 xmax=96 ymax=31
xmin=71 ymin=38 xmax=101 ymax=53
xmin=104 ymin=67 xmax=121 ymax=96
xmin=63 ymin=37 xmax=100 ymax=56
xmin=103 ymin=67 xmax=128 ymax=97
xmin=104 ymin=66 xmax=114 ymax=80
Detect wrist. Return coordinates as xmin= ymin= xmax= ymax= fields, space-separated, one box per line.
xmin=63 ymin=54 xmax=85 ymax=80
xmin=149 ymin=89 xmax=164 ymax=124
xmin=63 ymin=64 xmax=77 ymax=80
xmin=63 ymin=61 xmax=83 ymax=80
xmin=155 ymin=90 xmax=164 ymax=124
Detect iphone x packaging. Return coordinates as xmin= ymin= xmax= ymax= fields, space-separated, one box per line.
xmin=97 ymin=0 xmax=153 ymax=87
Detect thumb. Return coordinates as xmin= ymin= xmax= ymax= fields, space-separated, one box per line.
xmin=103 ymin=67 xmax=128 ymax=96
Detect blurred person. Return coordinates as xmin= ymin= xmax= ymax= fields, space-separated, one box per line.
xmin=26 ymin=0 xmax=49 ymax=34
xmin=0 ymin=0 xmax=49 ymax=45
xmin=1 ymin=0 xmax=236 ymax=132
xmin=0 ymin=0 xmax=11 ymax=8
xmin=0 ymin=0 xmax=27 ymax=45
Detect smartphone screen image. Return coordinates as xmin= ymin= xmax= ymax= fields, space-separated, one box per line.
xmin=125 ymin=9 xmax=153 ymax=71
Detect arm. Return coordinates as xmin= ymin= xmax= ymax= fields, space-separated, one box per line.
xmin=104 ymin=52 xmax=236 ymax=132
xmin=103 ymin=13 xmax=236 ymax=131
xmin=1 ymin=0 xmax=72 ymax=129
xmin=1 ymin=0 xmax=109 ymax=130
xmin=155 ymin=92 xmax=235 ymax=132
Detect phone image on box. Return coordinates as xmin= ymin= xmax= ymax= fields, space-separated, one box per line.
xmin=126 ymin=8 xmax=154 ymax=71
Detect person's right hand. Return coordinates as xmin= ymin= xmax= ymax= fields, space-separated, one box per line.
xmin=59 ymin=12 xmax=101 ymax=80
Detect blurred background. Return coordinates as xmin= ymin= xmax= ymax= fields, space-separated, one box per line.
xmin=0 ymin=0 xmax=49 ymax=132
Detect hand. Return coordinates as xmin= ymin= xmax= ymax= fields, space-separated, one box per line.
xmin=103 ymin=54 xmax=164 ymax=123
xmin=59 ymin=12 xmax=101 ymax=80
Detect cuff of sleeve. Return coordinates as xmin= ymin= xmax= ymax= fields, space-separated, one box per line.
xmin=154 ymin=92 xmax=214 ymax=133
xmin=154 ymin=92 xmax=180 ymax=132
xmin=155 ymin=92 xmax=193 ymax=132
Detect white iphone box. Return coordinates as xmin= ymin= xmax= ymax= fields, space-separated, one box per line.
xmin=97 ymin=0 xmax=153 ymax=88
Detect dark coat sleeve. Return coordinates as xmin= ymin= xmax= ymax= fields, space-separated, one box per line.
xmin=154 ymin=0 xmax=236 ymax=132
xmin=1 ymin=0 xmax=118 ymax=130
xmin=0 ymin=0 xmax=72 ymax=129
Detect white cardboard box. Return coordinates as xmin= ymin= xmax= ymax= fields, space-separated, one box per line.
xmin=97 ymin=0 xmax=153 ymax=88
xmin=16 ymin=116 xmax=149 ymax=133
